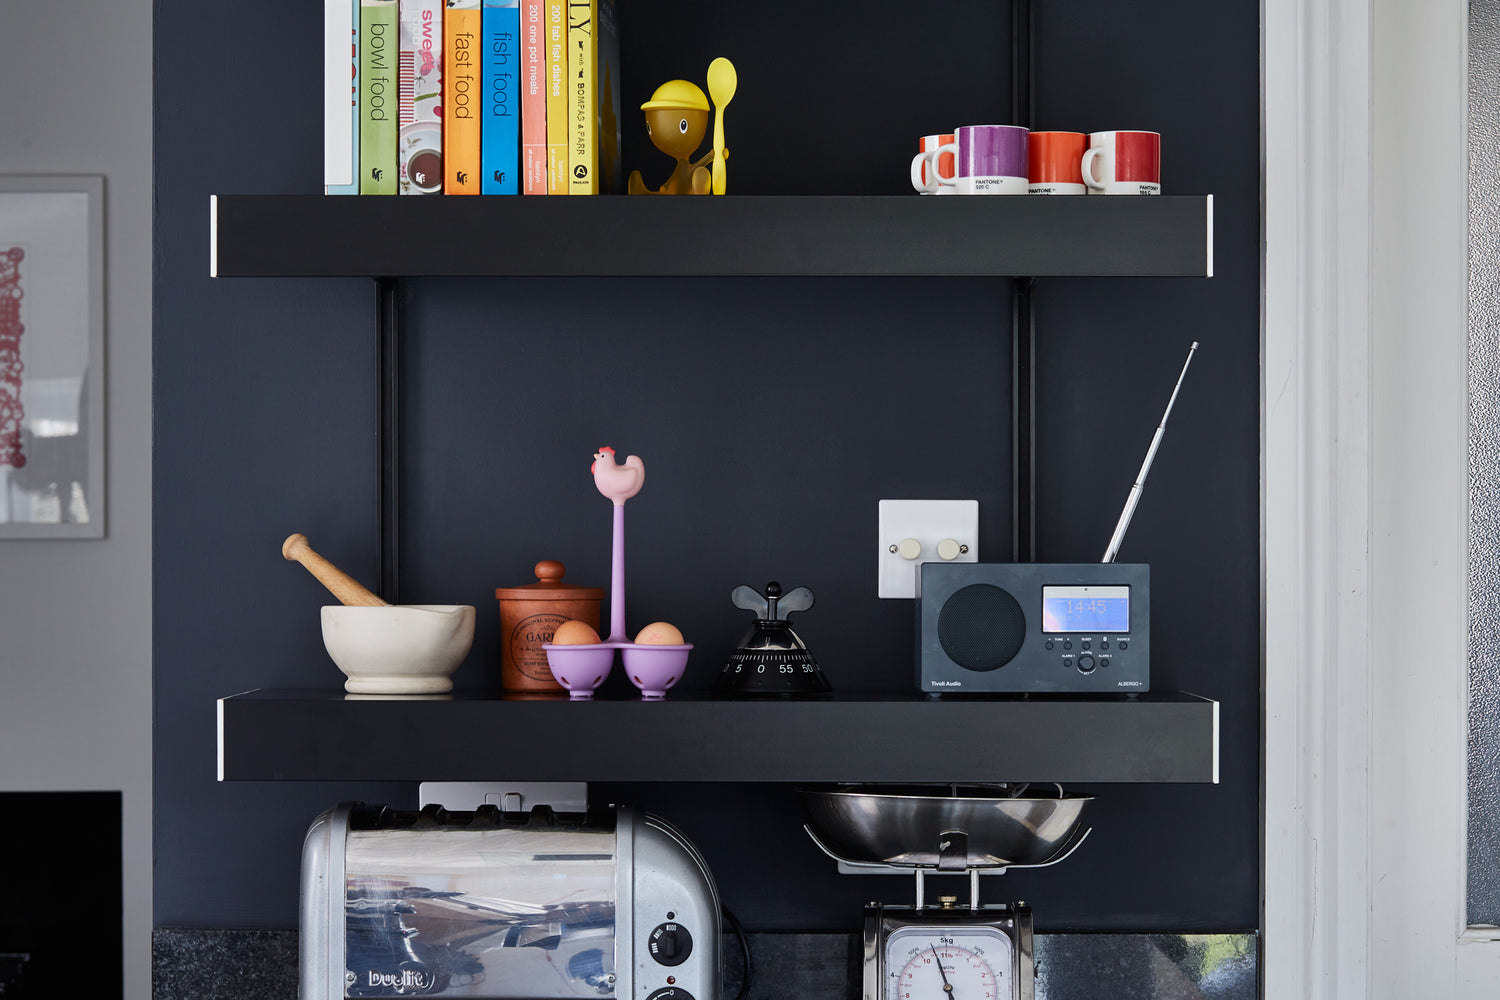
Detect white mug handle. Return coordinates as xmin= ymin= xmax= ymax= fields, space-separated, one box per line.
xmin=1081 ymin=147 xmax=1108 ymax=192
xmin=931 ymin=142 xmax=959 ymax=189
xmin=910 ymin=151 xmax=939 ymax=194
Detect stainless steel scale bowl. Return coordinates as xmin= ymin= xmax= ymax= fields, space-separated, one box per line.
xmin=800 ymin=784 xmax=1091 ymax=870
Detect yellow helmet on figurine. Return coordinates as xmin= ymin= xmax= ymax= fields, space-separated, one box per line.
xmin=641 ymin=80 xmax=710 ymax=112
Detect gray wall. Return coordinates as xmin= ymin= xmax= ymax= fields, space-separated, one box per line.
xmin=0 ymin=0 xmax=153 ymax=997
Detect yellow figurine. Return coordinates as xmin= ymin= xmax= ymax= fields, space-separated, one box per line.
xmin=628 ymin=57 xmax=737 ymax=195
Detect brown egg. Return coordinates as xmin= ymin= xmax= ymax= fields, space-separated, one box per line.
xmin=634 ymin=621 xmax=684 ymax=645
xmin=552 ymin=620 xmax=601 ymax=645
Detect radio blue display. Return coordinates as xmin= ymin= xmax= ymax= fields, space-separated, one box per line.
xmin=1041 ymin=585 xmax=1130 ymax=633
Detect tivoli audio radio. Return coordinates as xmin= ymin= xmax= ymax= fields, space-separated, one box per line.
xmin=917 ymin=561 xmax=1149 ymax=693
xmin=916 ymin=343 xmax=1198 ymax=695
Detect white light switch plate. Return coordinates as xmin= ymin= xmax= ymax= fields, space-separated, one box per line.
xmin=878 ymin=499 xmax=979 ymax=599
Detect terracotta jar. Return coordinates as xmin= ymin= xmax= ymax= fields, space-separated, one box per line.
xmin=494 ymin=561 xmax=603 ymax=692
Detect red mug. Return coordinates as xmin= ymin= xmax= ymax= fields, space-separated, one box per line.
xmin=1028 ymin=131 xmax=1087 ymax=194
xmin=1082 ymin=130 xmax=1161 ymax=195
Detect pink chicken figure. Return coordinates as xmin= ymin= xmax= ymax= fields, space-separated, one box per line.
xmin=591 ymin=446 xmax=645 ymax=505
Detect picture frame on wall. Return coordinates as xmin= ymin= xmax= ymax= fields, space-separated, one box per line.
xmin=0 ymin=175 xmax=105 ymax=539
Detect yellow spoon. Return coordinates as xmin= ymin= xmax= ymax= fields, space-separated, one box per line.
xmin=707 ymin=57 xmax=736 ymax=195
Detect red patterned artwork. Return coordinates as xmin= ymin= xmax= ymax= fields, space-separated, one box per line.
xmin=0 ymin=246 xmax=23 ymax=468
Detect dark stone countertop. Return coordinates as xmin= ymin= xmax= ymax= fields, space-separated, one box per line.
xmin=154 ymin=928 xmax=1257 ymax=1000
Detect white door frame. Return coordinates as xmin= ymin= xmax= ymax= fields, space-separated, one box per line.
xmin=1262 ymin=0 xmax=1374 ymax=992
xmin=1264 ymin=0 xmax=1500 ymax=994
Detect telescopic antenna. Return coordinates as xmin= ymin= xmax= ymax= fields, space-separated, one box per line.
xmin=1101 ymin=342 xmax=1199 ymax=563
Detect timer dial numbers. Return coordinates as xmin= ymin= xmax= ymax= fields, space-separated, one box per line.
xmin=885 ymin=927 xmax=1013 ymax=1000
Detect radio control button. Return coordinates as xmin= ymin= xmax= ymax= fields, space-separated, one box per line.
xmin=1045 ymin=640 xmax=1054 ymax=650
xmin=1077 ymin=654 xmax=1096 ymax=674
xmin=1118 ymin=639 xmax=1129 ymax=650
xmin=1061 ymin=655 xmax=1074 ymax=669
xmin=1099 ymin=655 xmax=1112 ymax=668
xmin=1101 ymin=639 xmax=1110 ymax=650
xmin=1081 ymin=639 xmax=1091 ymax=651
xmin=1063 ymin=640 xmax=1073 ymax=651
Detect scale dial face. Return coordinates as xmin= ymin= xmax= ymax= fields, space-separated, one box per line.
xmin=884 ymin=924 xmax=1014 ymax=1000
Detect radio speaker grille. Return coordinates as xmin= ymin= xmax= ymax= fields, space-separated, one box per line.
xmin=937 ymin=584 xmax=1027 ymax=671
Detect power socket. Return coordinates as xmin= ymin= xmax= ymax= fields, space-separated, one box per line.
xmin=878 ymin=499 xmax=979 ymax=599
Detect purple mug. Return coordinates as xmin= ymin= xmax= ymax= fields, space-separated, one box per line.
xmin=933 ymin=125 xmax=1029 ymax=195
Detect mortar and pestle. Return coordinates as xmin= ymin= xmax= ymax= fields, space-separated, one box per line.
xmin=283 ymin=533 xmax=475 ymax=695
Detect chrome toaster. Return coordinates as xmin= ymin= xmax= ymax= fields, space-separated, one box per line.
xmin=300 ymin=802 xmax=721 ymax=1000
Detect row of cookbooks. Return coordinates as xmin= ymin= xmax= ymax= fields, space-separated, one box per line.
xmin=323 ymin=0 xmax=622 ymax=195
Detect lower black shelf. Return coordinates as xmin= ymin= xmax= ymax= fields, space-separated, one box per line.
xmin=216 ymin=689 xmax=1219 ymax=784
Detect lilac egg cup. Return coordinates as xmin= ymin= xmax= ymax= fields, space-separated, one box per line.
xmin=545 ymin=453 xmax=693 ymax=699
xmin=543 ymin=641 xmax=693 ymax=699
xmin=621 ymin=643 xmax=693 ymax=698
xmin=543 ymin=643 xmax=617 ymax=699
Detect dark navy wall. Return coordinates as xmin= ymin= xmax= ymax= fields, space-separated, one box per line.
xmin=154 ymin=0 xmax=1259 ymax=931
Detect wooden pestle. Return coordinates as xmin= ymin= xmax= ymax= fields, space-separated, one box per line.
xmin=282 ymin=533 xmax=388 ymax=607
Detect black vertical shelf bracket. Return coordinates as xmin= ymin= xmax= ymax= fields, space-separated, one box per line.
xmin=1012 ymin=0 xmax=1033 ymax=128
xmin=1012 ymin=278 xmax=1036 ymax=562
xmin=1012 ymin=0 xmax=1037 ymax=563
xmin=376 ymin=276 xmax=401 ymax=602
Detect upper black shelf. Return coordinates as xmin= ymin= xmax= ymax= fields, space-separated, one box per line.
xmin=210 ymin=194 xmax=1214 ymax=278
xmin=216 ymin=688 xmax=1219 ymax=784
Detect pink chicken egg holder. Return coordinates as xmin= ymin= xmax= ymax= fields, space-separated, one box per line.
xmin=543 ymin=448 xmax=692 ymax=699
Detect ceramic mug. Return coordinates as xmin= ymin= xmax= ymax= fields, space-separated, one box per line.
xmin=906 ymin=132 xmax=954 ymax=193
xmin=910 ymin=133 xmax=957 ymax=194
xmin=933 ymin=125 xmax=1029 ymax=195
xmin=1081 ymin=130 xmax=1161 ymax=195
xmin=1027 ymin=131 xmax=1087 ymax=194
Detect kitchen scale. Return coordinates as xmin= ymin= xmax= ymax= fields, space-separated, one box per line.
xmin=799 ymin=784 xmax=1093 ymax=1000
xmin=867 ymin=898 xmax=1033 ymax=1000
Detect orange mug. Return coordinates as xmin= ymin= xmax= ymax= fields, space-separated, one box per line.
xmin=1027 ymin=131 xmax=1087 ymax=195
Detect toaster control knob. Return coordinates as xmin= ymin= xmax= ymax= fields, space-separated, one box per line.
xmin=649 ymin=922 xmax=693 ymax=966
xmin=647 ymin=989 xmax=696 ymax=1000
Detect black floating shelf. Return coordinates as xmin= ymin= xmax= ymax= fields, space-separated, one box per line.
xmin=216 ymin=689 xmax=1219 ymax=784
xmin=210 ymin=194 xmax=1214 ymax=278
